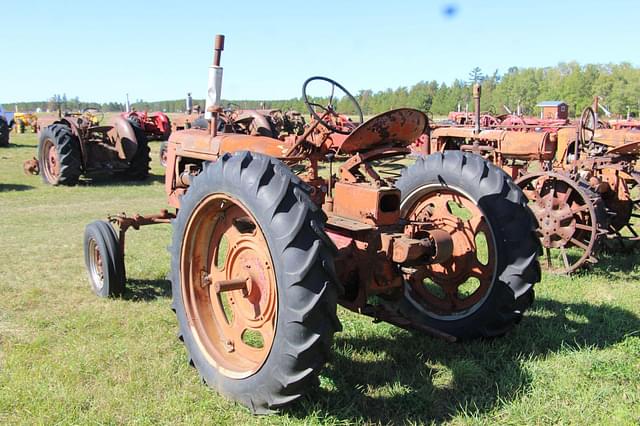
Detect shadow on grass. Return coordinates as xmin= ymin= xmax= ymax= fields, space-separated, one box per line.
xmin=288 ymin=298 xmax=639 ymax=424
xmin=123 ymin=278 xmax=171 ymax=301
xmin=1 ymin=143 xmax=35 ymax=148
xmin=586 ymin=249 xmax=640 ymax=276
xmin=0 ymin=183 xmax=35 ymax=192
xmin=80 ymin=173 xmax=165 ymax=187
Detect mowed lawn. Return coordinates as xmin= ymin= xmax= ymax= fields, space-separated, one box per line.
xmin=0 ymin=131 xmax=639 ymax=425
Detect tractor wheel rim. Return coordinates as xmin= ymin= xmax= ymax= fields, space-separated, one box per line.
xmin=402 ymin=186 xmax=497 ymax=320
xmin=181 ymin=193 xmax=277 ymax=379
xmin=518 ymin=173 xmax=598 ymax=273
xmin=43 ymin=139 xmax=60 ymax=182
xmin=88 ymin=238 xmax=105 ymax=291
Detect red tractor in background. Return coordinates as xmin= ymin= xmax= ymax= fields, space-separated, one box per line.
xmin=122 ymin=110 xmax=171 ymax=141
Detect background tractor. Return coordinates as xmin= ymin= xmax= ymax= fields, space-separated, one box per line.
xmin=83 ymin=35 xmax=540 ymax=413
xmin=13 ymin=112 xmax=39 ymax=134
xmin=30 ymin=108 xmax=150 ymax=185
xmin=122 ymin=110 xmax=172 ymax=141
xmin=0 ymin=106 xmax=14 ymax=147
xmin=428 ymin=85 xmax=640 ymax=274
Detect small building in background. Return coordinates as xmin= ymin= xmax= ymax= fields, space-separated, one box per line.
xmin=536 ymin=101 xmax=569 ymax=119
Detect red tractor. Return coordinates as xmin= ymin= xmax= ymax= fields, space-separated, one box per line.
xmin=122 ymin=110 xmax=171 ymax=141
xmin=83 ymin=35 xmax=540 ymax=413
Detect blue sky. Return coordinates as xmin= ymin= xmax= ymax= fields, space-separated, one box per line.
xmin=2 ymin=0 xmax=638 ymax=103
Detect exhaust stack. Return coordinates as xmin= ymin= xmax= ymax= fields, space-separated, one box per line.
xmin=186 ymin=92 xmax=193 ymax=114
xmin=205 ymin=35 xmax=225 ymax=120
xmin=473 ymin=83 xmax=481 ymax=134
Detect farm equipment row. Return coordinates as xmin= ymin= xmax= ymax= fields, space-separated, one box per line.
xmin=427 ymin=85 xmax=640 ymax=273
xmin=83 ymin=35 xmax=540 ymax=414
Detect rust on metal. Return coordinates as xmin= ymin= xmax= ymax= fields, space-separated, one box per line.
xmin=339 ymin=109 xmax=427 ymax=153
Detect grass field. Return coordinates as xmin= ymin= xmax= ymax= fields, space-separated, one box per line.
xmin=1 ymin=131 xmax=639 ymax=425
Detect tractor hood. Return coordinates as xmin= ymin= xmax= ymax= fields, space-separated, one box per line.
xmin=171 ymin=129 xmax=289 ymax=158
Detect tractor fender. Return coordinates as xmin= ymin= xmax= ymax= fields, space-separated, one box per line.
xmin=109 ymin=116 xmax=138 ymax=161
xmin=235 ymin=110 xmax=276 ymax=137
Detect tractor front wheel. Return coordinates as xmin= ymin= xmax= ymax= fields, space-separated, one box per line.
xmin=159 ymin=142 xmax=168 ymax=167
xmin=395 ymin=151 xmax=540 ymax=339
xmin=84 ymin=220 xmax=126 ymax=297
xmin=170 ymin=151 xmax=340 ymax=413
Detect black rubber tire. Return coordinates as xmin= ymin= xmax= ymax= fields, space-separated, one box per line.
xmin=170 ymin=151 xmax=341 ymax=413
xmin=37 ymin=124 xmax=82 ymax=185
xmin=395 ymin=151 xmax=540 ymax=339
xmin=128 ymin=115 xmax=142 ymax=128
xmin=84 ymin=220 xmax=126 ymax=297
xmin=0 ymin=117 xmax=9 ymax=147
xmin=124 ymin=121 xmax=150 ymax=180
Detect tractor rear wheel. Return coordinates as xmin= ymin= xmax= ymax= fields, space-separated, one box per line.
xmin=37 ymin=124 xmax=82 ymax=185
xmin=395 ymin=151 xmax=540 ymax=339
xmin=170 ymin=151 xmax=340 ymax=413
xmin=84 ymin=220 xmax=126 ymax=297
xmin=124 ymin=121 xmax=150 ymax=180
xmin=0 ymin=117 xmax=9 ymax=147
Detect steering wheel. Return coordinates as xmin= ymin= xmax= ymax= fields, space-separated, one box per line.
xmin=302 ymin=76 xmax=363 ymax=135
xmin=578 ymin=106 xmax=596 ymax=144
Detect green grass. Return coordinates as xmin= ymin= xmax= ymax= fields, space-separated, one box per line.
xmin=1 ymin=132 xmax=640 ymax=425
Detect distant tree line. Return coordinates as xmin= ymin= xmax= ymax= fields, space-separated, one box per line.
xmin=4 ymin=62 xmax=640 ymax=118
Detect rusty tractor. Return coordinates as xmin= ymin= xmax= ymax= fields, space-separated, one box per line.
xmin=557 ymin=106 xmax=640 ymax=251
xmin=122 ymin=110 xmax=172 ymax=141
xmin=83 ymin=35 xmax=540 ymax=413
xmin=430 ymin=85 xmax=640 ymax=273
xmin=30 ymin=108 xmax=150 ymax=185
xmin=159 ymin=106 xmax=305 ymax=167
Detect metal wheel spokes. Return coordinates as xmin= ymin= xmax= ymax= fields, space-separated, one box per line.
xmin=518 ymin=173 xmax=598 ymax=273
xmin=43 ymin=139 xmax=60 ymax=182
xmin=600 ymin=169 xmax=640 ymax=250
xmin=88 ymin=239 xmax=105 ymax=290
xmin=181 ymin=194 xmax=277 ymax=379
xmin=406 ymin=189 xmax=496 ymax=318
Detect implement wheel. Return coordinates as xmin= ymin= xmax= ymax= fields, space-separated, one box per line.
xmin=170 ymin=151 xmax=340 ymax=413
xmin=84 ymin=220 xmax=125 ymax=297
xmin=395 ymin=151 xmax=540 ymax=339
xmin=516 ymin=172 xmax=606 ymax=274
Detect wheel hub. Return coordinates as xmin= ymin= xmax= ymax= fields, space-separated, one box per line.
xmin=530 ymin=200 xmax=576 ymax=248
xmin=404 ymin=189 xmax=496 ymax=318
xmin=181 ymin=194 xmax=277 ymax=379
